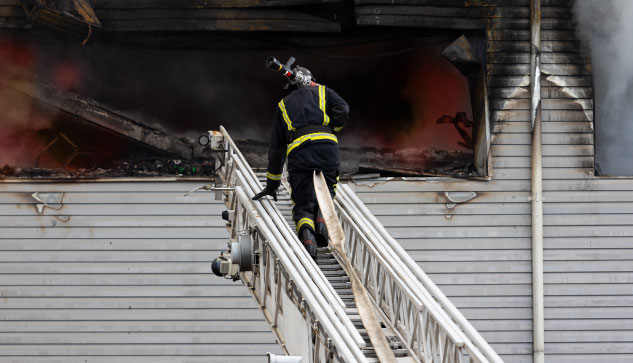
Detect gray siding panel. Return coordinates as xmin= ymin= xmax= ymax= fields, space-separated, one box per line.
xmin=0 ymin=180 xmax=280 ymax=361
xmin=353 ymin=1 xmax=633 ymax=362
xmin=540 ymin=2 xmax=633 ymax=361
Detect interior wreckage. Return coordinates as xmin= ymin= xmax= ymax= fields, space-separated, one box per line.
xmin=0 ymin=76 xmax=479 ymax=179
xmin=0 ymin=79 xmax=215 ymax=178
xmin=2 ymin=9 xmax=487 ymax=179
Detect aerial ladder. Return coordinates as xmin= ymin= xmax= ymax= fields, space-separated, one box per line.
xmin=201 ymin=127 xmax=504 ymax=363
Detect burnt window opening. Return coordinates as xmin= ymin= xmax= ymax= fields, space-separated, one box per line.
xmin=574 ymin=1 xmax=632 ymax=176
xmin=0 ymin=30 xmax=490 ymax=179
xmin=346 ymin=33 xmax=490 ymax=178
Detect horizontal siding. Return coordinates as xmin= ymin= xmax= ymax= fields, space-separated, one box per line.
xmin=0 ymin=359 xmax=274 ymax=363
xmin=353 ymin=2 xmax=633 ymax=362
xmin=0 ymin=181 xmax=280 ymax=361
xmin=354 ymin=0 xmax=574 ymax=30
xmin=539 ymin=2 xmax=633 ymax=361
xmin=351 ymin=1 xmax=633 ymax=362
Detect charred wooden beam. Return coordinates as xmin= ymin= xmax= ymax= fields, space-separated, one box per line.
xmin=91 ymin=0 xmax=342 ymax=9
xmin=96 ymin=9 xmax=340 ymax=33
xmin=0 ymin=79 xmax=200 ymax=160
xmin=21 ymin=0 xmax=101 ymax=43
xmin=91 ymin=27 xmax=433 ymax=50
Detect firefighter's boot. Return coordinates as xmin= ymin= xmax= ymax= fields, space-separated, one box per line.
xmin=315 ymin=210 xmax=329 ymax=247
xmin=299 ymin=227 xmax=318 ymax=261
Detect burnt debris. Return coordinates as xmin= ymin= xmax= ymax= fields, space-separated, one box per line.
xmin=21 ymin=0 xmax=101 ymax=44
xmin=0 ymin=77 xmax=215 ymax=179
xmin=238 ymin=139 xmax=475 ymax=178
xmin=1 ymin=156 xmax=216 ymax=179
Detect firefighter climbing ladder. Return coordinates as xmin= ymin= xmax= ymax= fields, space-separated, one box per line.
xmin=208 ymin=126 xmax=504 ymax=363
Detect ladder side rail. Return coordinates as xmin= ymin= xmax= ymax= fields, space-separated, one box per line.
xmin=231 ymin=162 xmax=365 ymax=350
xmin=233 ymin=184 xmax=352 ymax=362
xmin=339 ymin=184 xmax=504 ymax=363
xmin=337 ymin=198 xmax=474 ymax=363
xmin=229 ymin=185 xmax=288 ymax=351
xmin=336 ymin=193 xmax=468 ymax=341
xmin=337 ymin=187 xmax=489 ymax=363
xmin=219 ymin=126 xmax=347 ymax=311
xmin=341 ymin=206 xmax=426 ymax=362
xmin=214 ymin=130 xmax=368 ymax=359
xmin=219 ymin=134 xmax=365 ymax=350
xmin=231 ymin=182 xmax=367 ymax=362
xmin=227 ymin=186 xmax=339 ymax=363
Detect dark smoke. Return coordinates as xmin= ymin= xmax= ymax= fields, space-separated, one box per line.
xmin=574 ymin=0 xmax=633 ymax=175
xmin=28 ymin=36 xmax=469 ymax=150
xmin=0 ymin=37 xmax=57 ymax=167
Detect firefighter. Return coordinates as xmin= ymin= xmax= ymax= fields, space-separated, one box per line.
xmin=253 ymin=66 xmax=349 ymax=261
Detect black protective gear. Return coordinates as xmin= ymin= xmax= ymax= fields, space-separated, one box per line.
xmin=300 ymin=227 xmax=318 ymax=261
xmin=289 ymin=143 xmax=339 ymax=234
xmin=264 ymin=84 xmax=348 ymax=182
xmin=263 ymin=81 xmax=348 ymax=243
xmin=315 ymin=210 xmax=329 ymax=247
xmin=253 ymin=185 xmax=277 ymax=202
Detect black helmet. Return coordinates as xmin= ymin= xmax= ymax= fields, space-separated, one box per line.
xmin=293 ymin=66 xmax=315 ymax=82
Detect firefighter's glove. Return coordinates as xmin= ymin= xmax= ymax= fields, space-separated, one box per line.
xmin=252 ymin=180 xmax=279 ymax=202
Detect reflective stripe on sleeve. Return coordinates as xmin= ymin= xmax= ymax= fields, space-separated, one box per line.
xmin=286 ymin=132 xmax=338 ymax=156
xmin=318 ymin=85 xmax=330 ymax=126
xmin=333 ymin=126 xmax=343 ymax=132
xmin=266 ymin=172 xmax=282 ymax=181
xmin=278 ymin=100 xmax=295 ymax=131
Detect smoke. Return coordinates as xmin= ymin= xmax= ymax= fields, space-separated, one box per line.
xmin=30 ymin=37 xmax=471 ymax=151
xmin=0 ymin=37 xmax=57 ymax=167
xmin=45 ymin=43 xmax=288 ymax=140
xmin=574 ymin=0 xmax=633 ymax=175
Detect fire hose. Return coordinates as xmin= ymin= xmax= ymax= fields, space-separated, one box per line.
xmin=314 ymin=171 xmax=397 ymax=363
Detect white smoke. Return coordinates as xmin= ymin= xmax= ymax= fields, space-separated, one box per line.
xmin=574 ymin=0 xmax=633 ymax=175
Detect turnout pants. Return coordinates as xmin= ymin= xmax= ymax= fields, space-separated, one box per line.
xmin=287 ymin=142 xmax=339 ymax=233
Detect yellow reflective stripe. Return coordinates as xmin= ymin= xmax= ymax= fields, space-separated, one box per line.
xmin=318 ymin=85 xmax=330 ymax=125
xmin=296 ymin=217 xmax=315 ymax=232
xmin=333 ymin=126 xmax=343 ymax=132
xmin=286 ymin=132 xmax=338 ymax=156
xmin=278 ymin=100 xmax=295 ymax=131
xmin=266 ymin=172 xmax=282 ymax=181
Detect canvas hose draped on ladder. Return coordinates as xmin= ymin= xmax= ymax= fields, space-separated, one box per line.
xmin=313 ymin=170 xmax=397 ymax=363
